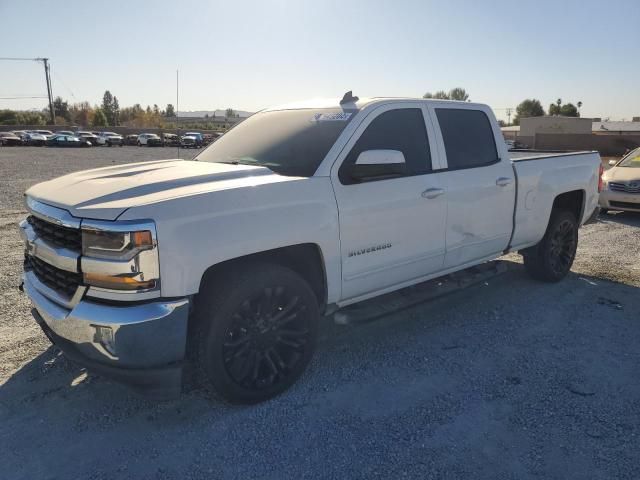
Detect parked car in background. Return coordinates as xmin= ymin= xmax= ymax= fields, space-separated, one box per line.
xmin=24 ymin=131 xmax=47 ymax=146
xmin=202 ymin=133 xmax=220 ymax=146
xmin=147 ymin=135 xmax=163 ymax=147
xmin=126 ymin=134 xmax=139 ymax=146
xmin=0 ymin=131 xmax=24 ymax=146
xmin=181 ymin=131 xmax=203 ymax=148
xmin=97 ymin=132 xmax=124 ymax=147
xmin=33 ymin=130 xmax=54 ymax=140
xmin=46 ymin=134 xmax=92 ymax=148
xmin=76 ymin=131 xmax=100 ymax=145
xmin=55 ymin=130 xmax=75 ymax=137
xmin=163 ymin=133 xmax=180 ymax=146
xmin=137 ymin=133 xmax=161 ymax=146
xmin=600 ymin=147 xmax=640 ymax=213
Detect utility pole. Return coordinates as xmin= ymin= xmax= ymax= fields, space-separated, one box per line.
xmin=0 ymin=57 xmax=55 ymax=124
xmin=42 ymin=58 xmax=55 ymax=124
xmin=176 ymin=69 xmax=180 ymax=157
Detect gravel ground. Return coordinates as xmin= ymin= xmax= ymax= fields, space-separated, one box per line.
xmin=1 ymin=147 xmax=640 ymax=480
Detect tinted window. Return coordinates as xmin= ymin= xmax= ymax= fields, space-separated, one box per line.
xmin=196 ymin=109 xmax=355 ymax=177
xmin=436 ymin=109 xmax=498 ymax=169
xmin=340 ymin=108 xmax=431 ymax=184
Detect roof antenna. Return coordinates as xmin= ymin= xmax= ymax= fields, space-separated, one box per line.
xmin=340 ymin=90 xmax=359 ymax=105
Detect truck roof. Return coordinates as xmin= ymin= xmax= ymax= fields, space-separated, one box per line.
xmin=265 ymin=96 xmax=485 ymax=112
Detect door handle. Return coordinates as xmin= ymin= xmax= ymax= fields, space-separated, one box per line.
xmin=422 ymin=188 xmax=445 ymax=199
xmin=496 ymin=177 xmax=513 ymax=187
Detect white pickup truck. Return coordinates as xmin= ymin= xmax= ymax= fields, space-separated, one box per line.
xmin=19 ymin=93 xmax=602 ymax=403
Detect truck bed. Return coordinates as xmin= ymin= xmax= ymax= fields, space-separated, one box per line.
xmin=509 ymin=150 xmax=601 ymax=250
xmin=509 ymin=150 xmax=597 ymax=161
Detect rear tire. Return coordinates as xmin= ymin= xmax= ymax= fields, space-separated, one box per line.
xmin=522 ymin=210 xmax=578 ymax=282
xmin=193 ymin=263 xmax=319 ymax=404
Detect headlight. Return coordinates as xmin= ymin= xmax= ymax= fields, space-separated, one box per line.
xmin=81 ymin=226 xmax=159 ymax=292
xmin=82 ymin=229 xmax=153 ymax=260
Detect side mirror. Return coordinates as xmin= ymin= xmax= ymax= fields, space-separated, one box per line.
xmin=349 ymin=150 xmax=407 ymax=181
xmin=608 ymin=159 xmax=617 ymax=166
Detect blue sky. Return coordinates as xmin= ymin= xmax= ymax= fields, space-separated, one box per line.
xmin=1 ymin=0 xmax=639 ymax=121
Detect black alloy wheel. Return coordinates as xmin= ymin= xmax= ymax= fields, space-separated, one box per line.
xmin=195 ymin=263 xmax=319 ymax=404
xmin=221 ymin=286 xmax=311 ymax=392
xmin=547 ymin=217 xmax=577 ymax=277
xmin=523 ymin=209 xmax=578 ymax=282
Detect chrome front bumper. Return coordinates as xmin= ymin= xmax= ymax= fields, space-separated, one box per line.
xmin=19 ymin=199 xmax=190 ymax=398
xmin=599 ymin=189 xmax=640 ymax=211
xmin=23 ymin=269 xmax=190 ymax=397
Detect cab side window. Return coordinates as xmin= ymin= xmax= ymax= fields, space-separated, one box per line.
xmin=339 ymin=108 xmax=432 ymax=184
xmin=435 ymin=108 xmax=498 ymax=170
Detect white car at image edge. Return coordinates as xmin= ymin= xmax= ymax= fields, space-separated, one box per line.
xmin=600 ymin=147 xmax=640 ymax=213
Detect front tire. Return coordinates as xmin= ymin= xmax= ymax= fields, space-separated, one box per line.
xmin=522 ymin=210 xmax=578 ymax=282
xmin=194 ymin=263 xmax=319 ymax=404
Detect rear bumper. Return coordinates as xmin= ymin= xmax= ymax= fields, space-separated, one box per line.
xmin=23 ymin=270 xmax=190 ymax=399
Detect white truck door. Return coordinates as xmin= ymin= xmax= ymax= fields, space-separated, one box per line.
xmin=331 ymin=105 xmax=447 ymax=301
xmin=428 ymin=105 xmax=516 ymax=268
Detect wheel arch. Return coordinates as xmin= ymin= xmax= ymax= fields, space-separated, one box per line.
xmin=197 ymin=243 xmax=328 ymax=312
xmin=552 ymin=189 xmax=585 ymax=223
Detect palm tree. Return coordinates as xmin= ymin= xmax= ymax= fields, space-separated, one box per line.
xmin=556 ymin=98 xmax=562 ymax=107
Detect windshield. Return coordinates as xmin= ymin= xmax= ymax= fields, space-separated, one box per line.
xmin=618 ymin=147 xmax=640 ymax=167
xmin=195 ymin=108 xmax=355 ymax=177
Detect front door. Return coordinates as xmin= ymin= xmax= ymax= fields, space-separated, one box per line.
xmin=331 ymin=105 xmax=448 ymax=301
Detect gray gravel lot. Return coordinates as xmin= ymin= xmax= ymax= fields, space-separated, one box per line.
xmin=1 ymin=147 xmax=640 ymax=479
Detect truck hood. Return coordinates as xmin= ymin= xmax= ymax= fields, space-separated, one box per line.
xmin=26 ymin=159 xmax=299 ymax=220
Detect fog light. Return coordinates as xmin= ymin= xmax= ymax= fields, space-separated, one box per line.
xmin=93 ymin=325 xmax=117 ymax=356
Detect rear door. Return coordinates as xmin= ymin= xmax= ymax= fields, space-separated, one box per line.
xmin=331 ymin=103 xmax=447 ymax=301
xmin=427 ymin=105 xmax=516 ymax=268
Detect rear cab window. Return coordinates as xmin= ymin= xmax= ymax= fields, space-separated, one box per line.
xmin=435 ymin=108 xmax=498 ymax=170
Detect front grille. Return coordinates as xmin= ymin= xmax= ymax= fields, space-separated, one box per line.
xmin=25 ymin=255 xmax=82 ymax=297
xmin=610 ymin=201 xmax=640 ymax=210
xmin=27 ymin=215 xmax=81 ymax=251
xmin=609 ymin=182 xmax=640 ymax=194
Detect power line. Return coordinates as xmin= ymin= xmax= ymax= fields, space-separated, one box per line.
xmin=0 ymin=57 xmax=46 ymax=61
xmin=0 ymin=96 xmax=48 ymax=100
xmin=51 ymin=67 xmax=76 ymax=99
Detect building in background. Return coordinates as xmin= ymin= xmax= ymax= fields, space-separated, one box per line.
xmin=501 ymin=117 xmax=640 ymax=155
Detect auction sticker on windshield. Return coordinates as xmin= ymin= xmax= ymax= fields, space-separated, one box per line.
xmin=312 ymin=112 xmax=352 ymax=122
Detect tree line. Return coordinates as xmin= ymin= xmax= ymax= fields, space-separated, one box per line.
xmin=1 ymin=86 xmax=584 ymax=128
xmin=422 ymin=88 xmax=583 ymax=126
xmin=0 ymin=90 xmax=238 ymax=128
xmin=512 ymin=98 xmax=582 ymax=125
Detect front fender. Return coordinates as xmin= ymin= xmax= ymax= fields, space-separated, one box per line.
xmin=119 ymin=177 xmax=342 ymax=303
